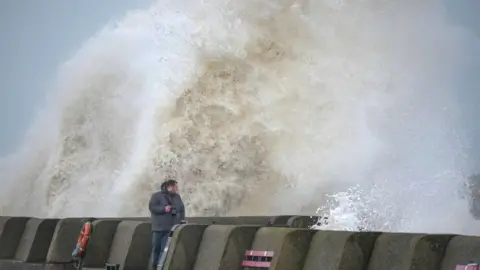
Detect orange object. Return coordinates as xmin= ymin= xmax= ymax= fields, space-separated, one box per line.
xmin=74 ymin=222 xmax=92 ymax=257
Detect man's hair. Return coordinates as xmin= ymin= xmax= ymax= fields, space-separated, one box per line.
xmin=161 ymin=179 xmax=178 ymax=191
xmin=164 ymin=179 xmax=178 ymax=187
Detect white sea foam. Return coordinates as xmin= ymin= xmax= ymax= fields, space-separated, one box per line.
xmin=0 ymin=0 xmax=478 ymax=234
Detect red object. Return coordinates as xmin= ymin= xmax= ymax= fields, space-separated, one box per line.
xmin=75 ymin=222 xmax=92 ymax=257
xmin=242 ymin=250 xmax=274 ymax=269
xmin=456 ymin=264 xmax=480 ymax=270
xmin=242 ymin=261 xmax=272 ymax=268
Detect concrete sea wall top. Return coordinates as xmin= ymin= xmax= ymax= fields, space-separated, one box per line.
xmin=0 ymin=216 xmax=479 ymax=270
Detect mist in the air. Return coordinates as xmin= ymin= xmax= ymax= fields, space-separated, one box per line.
xmin=0 ymin=0 xmax=479 ymax=235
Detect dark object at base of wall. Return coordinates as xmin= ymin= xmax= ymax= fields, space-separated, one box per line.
xmin=105 ymin=263 xmax=120 ymax=270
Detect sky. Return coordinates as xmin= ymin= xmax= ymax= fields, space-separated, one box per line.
xmin=0 ymin=0 xmax=152 ymax=155
xmin=0 ymin=0 xmax=479 ymax=162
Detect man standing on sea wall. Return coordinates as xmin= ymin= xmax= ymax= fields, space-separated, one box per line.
xmin=149 ymin=179 xmax=185 ymax=268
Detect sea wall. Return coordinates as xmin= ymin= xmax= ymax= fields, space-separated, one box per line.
xmin=0 ymin=216 xmax=479 ymax=270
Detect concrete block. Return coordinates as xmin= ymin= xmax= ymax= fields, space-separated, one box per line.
xmin=303 ymin=231 xmax=380 ymax=270
xmin=46 ymin=218 xmax=95 ymax=263
xmin=0 ymin=217 xmax=30 ymax=259
xmin=187 ymin=216 xmax=273 ymax=226
xmin=287 ymin=216 xmax=317 ymax=228
xmin=163 ymin=224 xmax=208 ymax=270
xmin=82 ymin=219 xmax=121 ymax=268
xmin=101 ymin=217 xmax=148 ymax=221
xmin=108 ymin=221 xmax=151 ymax=270
xmin=188 ymin=215 xmax=318 ymax=227
xmin=44 ymin=263 xmax=78 ymax=270
xmin=367 ymin=233 xmax=453 ymax=270
xmin=228 ymin=216 xmax=273 ymax=225
xmin=122 ymin=218 xmax=149 ymax=222
xmin=250 ymin=227 xmax=315 ymax=270
xmin=193 ymin=225 xmax=259 ymax=270
xmin=187 ymin=217 xmax=249 ymax=225
xmin=15 ymin=218 xmax=59 ymax=262
xmin=0 ymin=260 xmax=45 ymax=270
xmin=269 ymin=216 xmax=294 ymax=226
xmin=440 ymin=235 xmax=480 ymax=270
xmin=186 ymin=217 xmax=218 ymax=225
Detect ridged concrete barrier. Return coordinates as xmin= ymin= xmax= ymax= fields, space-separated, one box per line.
xmin=1 ymin=216 xmax=480 ymax=270
xmin=15 ymin=218 xmax=59 ymax=263
xmin=0 ymin=217 xmax=30 ymax=259
xmin=193 ymin=225 xmax=259 ymax=270
xmin=108 ymin=221 xmax=151 ymax=270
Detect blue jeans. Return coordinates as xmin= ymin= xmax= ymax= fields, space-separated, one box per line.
xmin=152 ymin=231 xmax=169 ymax=268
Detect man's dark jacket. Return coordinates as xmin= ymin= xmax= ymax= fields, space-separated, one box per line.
xmin=149 ymin=191 xmax=185 ymax=231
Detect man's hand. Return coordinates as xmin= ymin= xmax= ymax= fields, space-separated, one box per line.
xmin=165 ymin=205 xmax=172 ymax=212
